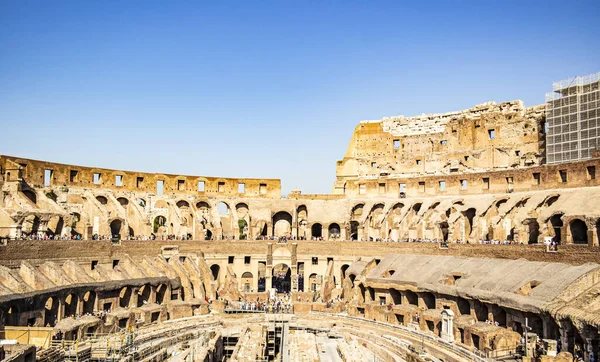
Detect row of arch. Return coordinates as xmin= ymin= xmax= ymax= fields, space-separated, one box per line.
xmin=2 ymin=283 xmax=169 ymax=328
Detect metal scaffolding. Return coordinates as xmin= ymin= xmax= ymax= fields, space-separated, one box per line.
xmin=546 ymin=72 xmax=600 ymax=164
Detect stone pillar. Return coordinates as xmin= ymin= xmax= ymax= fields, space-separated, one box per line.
xmin=562 ymin=224 xmax=571 ymax=244
xmin=57 ymin=299 xmax=64 ymax=322
xmin=291 ymin=243 xmax=298 ymax=292
xmin=559 ymin=326 xmax=570 ymax=354
xmin=266 ymin=243 xmax=273 ymax=291
xmin=267 ymin=223 xmax=273 ymax=238
xmin=131 ymin=287 xmax=139 ymax=309
xmin=587 ymin=218 xmax=598 ymax=246
xmin=323 ymin=227 xmax=329 ymax=241
xmin=357 ymin=226 xmax=365 ymax=241
xmin=149 ymin=286 xmax=157 ymax=304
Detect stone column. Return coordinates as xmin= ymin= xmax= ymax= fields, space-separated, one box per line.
xmin=586 ymin=218 xmax=598 ymax=246
xmin=267 ymin=223 xmax=273 ymax=238
xmin=131 ymin=288 xmax=139 ymax=309
xmin=562 ymin=224 xmax=571 ymax=244
xmin=291 ymin=243 xmax=298 ymax=293
xmin=57 ymin=299 xmax=64 ymax=322
xmin=266 ymin=243 xmax=273 ymax=291
xmin=357 ymin=226 xmax=365 ymax=241
xmin=149 ymin=286 xmax=157 ymax=304
xmin=323 ymin=227 xmax=329 ymax=241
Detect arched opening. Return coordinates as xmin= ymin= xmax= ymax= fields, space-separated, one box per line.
xmin=176 ymin=200 xmax=190 ymax=208
xmin=196 ymin=201 xmax=209 ymax=209
xmin=308 ymin=273 xmax=318 ymax=292
xmin=110 ymin=219 xmax=122 ymax=237
xmin=405 ymin=290 xmax=418 ymax=306
xmin=216 ymin=202 xmax=230 ymax=216
xmin=44 ymin=297 xmax=59 ymax=327
xmin=311 ymin=223 xmax=323 ymax=238
xmin=271 ymin=264 xmax=291 ymax=293
xmin=119 ymin=287 xmax=132 ymax=308
xmin=272 ymin=211 xmax=292 ymax=237
xmin=210 ymin=264 xmax=220 ymax=281
xmin=351 ymin=204 xmax=364 ymax=220
xmin=526 ymin=219 xmax=540 ymax=244
xmin=421 ymin=292 xmax=436 ymax=309
xmin=492 ymin=306 xmax=507 ymax=327
xmin=439 ymin=222 xmax=449 ymax=242
xmin=241 ymin=272 xmax=253 ymax=292
xmin=463 ymin=208 xmax=476 ymax=237
xmin=117 ymin=197 xmax=129 ymax=206
xmin=22 ymin=189 xmax=37 ymax=204
xmin=474 ymin=300 xmax=488 ymax=322
xmin=137 ymin=285 xmax=151 ymax=307
xmin=412 ymin=203 xmax=422 ymax=213
xmin=350 ymin=221 xmax=359 ymax=240
xmin=64 ymin=294 xmax=78 ymax=318
xmin=47 ymin=216 xmax=64 ymax=237
xmin=349 ymin=274 xmax=356 ymax=287
xmin=205 ymin=230 xmax=213 ymax=240
xmin=128 ymin=226 xmax=134 ymax=237
xmin=457 ymin=297 xmax=470 ymax=315
xmin=328 ymin=223 xmax=341 ymax=240
xmin=545 ymin=195 xmax=560 ymax=207
xmin=570 ymin=219 xmax=588 ymax=244
xmin=137 ymin=198 xmax=146 ymax=208
xmin=96 ymin=196 xmax=108 ymax=205
xmin=156 ymin=284 xmax=167 ymax=304
xmin=389 ymin=289 xmax=402 ymax=305
xmin=82 ymin=291 xmax=96 ymax=314
xmin=153 ymin=216 xmax=167 ymax=234
xmin=216 ymin=202 xmax=232 ymax=239
xmin=550 ymin=214 xmax=564 ymax=243
xmin=6 ymin=306 xmax=19 ymax=326
xmin=340 ymin=264 xmax=350 ymax=279
xmin=236 ymin=203 xmax=249 ymax=219
xmin=238 ymin=219 xmax=248 ymax=239
xmin=495 ymin=199 xmax=508 ymax=210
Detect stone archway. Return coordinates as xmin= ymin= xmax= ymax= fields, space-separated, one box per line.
xmin=241 ymin=272 xmax=253 ymax=292
xmin=44 ymin=297 xmax=59 ymax=327
xmin=64 ymin=294 xmax=78 ymax=318
xmin=272 ymin=211 xmax=292 ymax=237
xmin=311 ymin=223 xmax=323 ymax=238
xmin=137 ymin=285 xmax=151 ymax=307
xmin=210 ymin=264 xmax=220 ymax=281
xmin=271 ymin=263 xmax=291 ymax=293
xmin=438 ymin=222 xmax=450 ymax=242
xmin=82 ymin=291 xmax=96 ymax=314
xmin=570 ymin=219 xmax=588 ymax=244
xmin=110 ymin=219 xmax=122 ymax=237
xmin=328 ymin=223 xmax=341 ymax=240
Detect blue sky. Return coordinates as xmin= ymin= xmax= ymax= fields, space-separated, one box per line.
xmin=1 ymin=1 xmax=599 ymax=194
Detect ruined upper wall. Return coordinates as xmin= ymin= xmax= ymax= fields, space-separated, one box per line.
xmin=0 ymin=155 xmax=282 ymax=198
xmin=334 ymin=101 xmax=546 ymax=194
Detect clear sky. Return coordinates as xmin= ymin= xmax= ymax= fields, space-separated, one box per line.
xmin=1 ymin=1 xmax=599 ymax=195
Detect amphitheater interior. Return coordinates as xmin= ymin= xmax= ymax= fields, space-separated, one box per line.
xmin=0 ymin=100 xmax=599 ymax=362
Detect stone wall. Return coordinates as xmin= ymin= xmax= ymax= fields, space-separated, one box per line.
xmin=333 ymin=101 xmax=546 ymax=194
